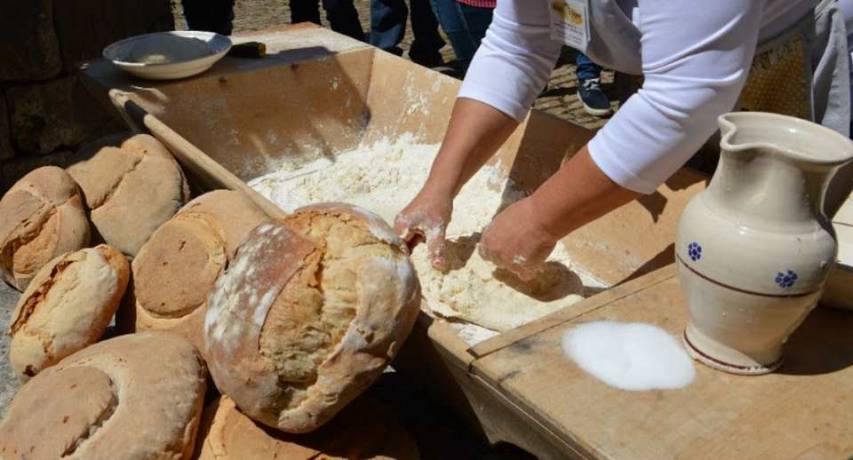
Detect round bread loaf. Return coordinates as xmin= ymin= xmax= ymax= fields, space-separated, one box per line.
xmin=196 ymin=395 xmax=419 ymax=459
xmin=67 ymin=134 xmax=190 ymax=257
xmin=204 ymin=203 xmax=420 ymax=433
xmin=131 ymin=190 xmax=268 ymax=352
xmin=0 ymin=332 xmax=207 ymax=460
xmin=0 ymin=166 xmax=90 ymax=291
xmin=9 ymin=244 xmax=129 ymax=381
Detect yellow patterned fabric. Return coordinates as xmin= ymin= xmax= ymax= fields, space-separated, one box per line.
xmin=737 ymin=32 xmax=812 ymax=120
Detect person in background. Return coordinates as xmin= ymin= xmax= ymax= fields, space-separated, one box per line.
xmin=575 ymin=51 xmax=612 ymax=117
xmin=370 ymin=0 xmax=446 ymax=67
xmin=455 ymin=0 xmax=494 ymax=50
xmin=429 ymin=0 xmax=475 ymax=72
xmin=291 ymin=0 xmax=365 ymax=41
xmin=181 ymin=0 xmax=235 ymax=35
xmin=430 ymin=0 xmax=494 ymax=73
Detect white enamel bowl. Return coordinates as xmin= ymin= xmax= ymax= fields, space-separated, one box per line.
xmin=103 ymin=31 xmax=232 ymax=80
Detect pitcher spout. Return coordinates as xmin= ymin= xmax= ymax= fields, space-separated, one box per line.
xmin=711 ymin=112 xmax=853 ymax=224
xmin=719 ymin=112 xmax=853 ymax=168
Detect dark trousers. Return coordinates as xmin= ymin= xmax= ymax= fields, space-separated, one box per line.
xmin=370 ymin=0 xmax=444 ymax=64
xmin=458 ymin=3 xmax=492 ymax=47
xmin=576 ymin=51 xmax=602 ymax=81
xmin=291 ymin=0 xmax=365 ymax=41
xmin=181 ymin=0 xmax=235 ymax=35
xmin=429 ymin=0 xmax=492 ymax=72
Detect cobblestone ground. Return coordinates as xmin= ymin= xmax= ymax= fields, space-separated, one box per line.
xmin=172 ymin=0 xmax=618 ymax=130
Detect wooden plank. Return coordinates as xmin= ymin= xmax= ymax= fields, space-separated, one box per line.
xmin=471 ymin=274 xmax=853 ymax=460
xmin=446 ymin=356 xmax=594 ymax=460
xmin=470 ymin=265 xmax=676 ymax=359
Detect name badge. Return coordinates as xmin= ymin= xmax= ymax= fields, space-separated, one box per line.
xmin=550 ymin=0 xmax=591 ymax=50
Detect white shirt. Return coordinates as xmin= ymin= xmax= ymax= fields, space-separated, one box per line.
xmin=459 ymin=0 xmax=816 ymax=194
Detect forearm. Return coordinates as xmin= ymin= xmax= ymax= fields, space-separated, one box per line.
xmin=528 ymin=145 xmax=639 ymax=239
xmin=423 ymin=97 xmax=518 ymax=197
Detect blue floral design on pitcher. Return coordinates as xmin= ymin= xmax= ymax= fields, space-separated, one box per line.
xmin=687 ymin=242 xmax=702 ymax=261
xmin=775 ymin=270 xmax=798 ymax=288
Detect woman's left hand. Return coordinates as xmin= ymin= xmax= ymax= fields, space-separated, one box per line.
xmin=478 ymin=197 xmax=559 ymax=281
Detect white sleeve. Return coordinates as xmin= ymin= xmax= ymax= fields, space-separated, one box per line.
xmin=457 ymin=0 xmax=562 ymax=121
xmin=588 ymin=0 xmax=765 ymax=194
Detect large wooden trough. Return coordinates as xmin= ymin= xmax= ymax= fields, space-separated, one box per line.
xmin=81 ymin=25 xmax=853 ymax=460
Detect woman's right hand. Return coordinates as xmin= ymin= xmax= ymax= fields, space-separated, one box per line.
xmin=394 ymin=189 xmax=453 ymax=272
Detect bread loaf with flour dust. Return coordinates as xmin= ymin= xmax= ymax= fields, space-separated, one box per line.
xmin=204 ymin=203 xmax=420 ymax=433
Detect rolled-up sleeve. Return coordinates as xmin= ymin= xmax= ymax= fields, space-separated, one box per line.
xmin=588 ymin=0 xmax=765 ymax=194
xmin=458 ymin=0 xmax=562 ymax=120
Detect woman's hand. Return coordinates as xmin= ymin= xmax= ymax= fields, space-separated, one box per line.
xmin=480 ymin=146 xmax=639 ymax=280
xmin=394 ymin=188 xmax=453 ymax=271
xmin=478 ymin=197 xmax=558 ymax=281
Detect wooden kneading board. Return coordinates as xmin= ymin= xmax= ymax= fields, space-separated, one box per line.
xmin=466 ymin=265 xmax=853 ymax=459
xmin=78 ymin=24 xmax=853 ymax=460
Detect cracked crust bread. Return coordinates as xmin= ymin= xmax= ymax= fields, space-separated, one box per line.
xmin=195 ymin=395 xmax=419 ymax=459
xmin=0 ymin=166 xmax=90 ymax=291
xmin=67 ymin=134 xmax=190 ymax=257
xmin=131 ymin=190 xmax=268 ymax=353
xmin=9 ymin=244 xmax=129 ymax=381
xmin=0 ymin=332 xmax=207 ymax=460
xmin=204 ymin=203 xmax=421 ymax=433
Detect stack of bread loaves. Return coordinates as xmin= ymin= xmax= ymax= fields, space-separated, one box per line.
xmin=0 ymin=134 xmax=212 ymax=459
xmin=1 ymin=130 xmax=424 ymax=457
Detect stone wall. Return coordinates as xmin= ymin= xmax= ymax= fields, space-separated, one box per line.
xmin=0 ymin=0 xmax=174 ymax=190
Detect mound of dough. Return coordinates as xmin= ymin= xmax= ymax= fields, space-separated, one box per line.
xmin=131 ymin=190 xmax=268 ymax=352
xmin=0 ymin=166 xmax=90 ymax=291
xmin=196 ymin=395 xmax=419 ymax=459
xmin=204 ymin=203 xmax=420 ymax=433
xmin=0 ymin=332 xmax=207 ymax=460
xmin=412 ymin=236 xmax=586 ymax=332
xmin=9 ymin=244 xmax=129 ymax=380
xmin=68 ymin=134 xmax=190 ymax=257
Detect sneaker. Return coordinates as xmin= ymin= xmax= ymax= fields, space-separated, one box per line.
xmin=578 ymin=77 xmax=612 ymax=117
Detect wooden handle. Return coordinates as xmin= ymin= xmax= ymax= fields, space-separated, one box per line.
xmin=108 ymin=90 xmax=288 ymax=219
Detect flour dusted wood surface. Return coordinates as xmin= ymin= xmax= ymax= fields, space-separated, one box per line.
xmin=470 ymin=266 xmax=853 ymax=459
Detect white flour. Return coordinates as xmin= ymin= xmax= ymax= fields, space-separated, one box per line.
xmin=561 ymin=321 xmax=695 ymax=391
xmin=250 ymin=135 xmax=598 ymax=338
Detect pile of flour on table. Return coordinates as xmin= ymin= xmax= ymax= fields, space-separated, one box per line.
xmin=249 ymin=135 xmax=596 ymax=340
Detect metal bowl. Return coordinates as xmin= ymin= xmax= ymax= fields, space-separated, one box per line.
xmin=103 ymin=30 xmax=232 ymax=80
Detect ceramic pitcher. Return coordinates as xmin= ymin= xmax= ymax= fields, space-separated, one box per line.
xmin=676 ymin=112 xmax=853 ymax=375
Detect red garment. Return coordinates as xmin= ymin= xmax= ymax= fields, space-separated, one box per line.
xmin=457 ymin=0 xmax=496 ymax=8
